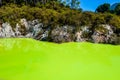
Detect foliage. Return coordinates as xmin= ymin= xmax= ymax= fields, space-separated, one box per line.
xmin=0 ymin=1 xmax=120 ymax=35
xmin=96 ymin=2 xmax=120 ymax=16
xmin=95 ymin=3 xmax=110 ymax=13
xmin=114 ymin=3 xmax=120 ymax=15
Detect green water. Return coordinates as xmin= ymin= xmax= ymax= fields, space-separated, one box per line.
xmin=0 ymin=38 xmax=120 ymax=80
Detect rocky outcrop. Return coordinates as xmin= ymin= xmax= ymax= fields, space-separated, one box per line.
xmin=75 ymin=26 xmax=91 ymax=42
xmin=92 ymin=25 xmax=119 ymax=44
xmin=50 ymin=26 xmax=74 ymax=43
xmin=0 ymin=22 xmax=15 ymax=37
xmin=0 ymin=19 xmax=119 ymax=45
xmin=0 ymin=19 xmax=49 ymax=40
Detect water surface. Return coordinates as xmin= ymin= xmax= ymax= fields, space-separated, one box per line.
xmin=0 ymin=38 xmax=120 ymax=80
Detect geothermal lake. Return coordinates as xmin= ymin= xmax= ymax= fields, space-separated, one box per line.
xmin=0 ymin=38 xmax=120 ymax=80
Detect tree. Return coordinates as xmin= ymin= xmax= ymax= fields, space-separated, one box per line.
xmin=1 ymin=0 xmax=55 ymax=5
xmin=96 ymin=3 xmax=110 ymax=13
xmin=114 ymin=3 xmax=120 ymax=15
xmin=0 ymin=0 xmax=2 ymax=6
xmin=71 ymin=0 xmax=80 ymax=9
xmin=60 ymin=0 xmax=80 ymax=9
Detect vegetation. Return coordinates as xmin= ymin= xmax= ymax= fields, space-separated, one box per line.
xmin=95 ymin=3 xmax=120 ymax=15
xmin=95 ymin=3 xmax=110 ymax=13
xmin=0 ymin=2 xmax=119 ymax=26
xmin=0 ymin=1 xmax=120 ymax=41
xmin=114 ymin=3 xmax=120 ymax=15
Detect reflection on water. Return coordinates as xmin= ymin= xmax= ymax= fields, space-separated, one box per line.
xmin=0 ymin=38 xmax=120 ymax=80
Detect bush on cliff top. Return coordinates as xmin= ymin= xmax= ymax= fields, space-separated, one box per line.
xmin=0 ymin=2 xmax=120 ymax=32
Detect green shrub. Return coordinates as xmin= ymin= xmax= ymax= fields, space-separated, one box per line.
xmin=0 ymin=2 xmax=120 ymax=33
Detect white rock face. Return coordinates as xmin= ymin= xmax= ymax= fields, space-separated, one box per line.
xmin=50 ymin=26 xmax=74 ymax=42
xmin=92 ymin=25 xmax=116 ymax=43
xmin=0 ymin=22 xmax=15 ymax=37
xmin=20 ymin=18 xmax=29 ymax=30
xmin=32 ymin=23 xmax=43 ymax=37
xmin=75 ymin=26 xmax=91 ymax=42
xmin=14 ymin=24 xmax=21 ymax=36
xmin=0 ymin=19 xmax=46 ymax=40
xmin=81 ymin=26 xmax=90 ymax=32
xmin=0 ymin=19 xmax=119 ymax=44
xmin=75 ymin=31 xmax=83 ymax=42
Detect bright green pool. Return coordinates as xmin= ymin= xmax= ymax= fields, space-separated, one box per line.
xmin=0 ymin=38 xmax=120 ymax=80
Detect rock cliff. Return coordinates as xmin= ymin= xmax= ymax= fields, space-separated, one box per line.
xmin=0 ymin=19 xmax=119 ymax=44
